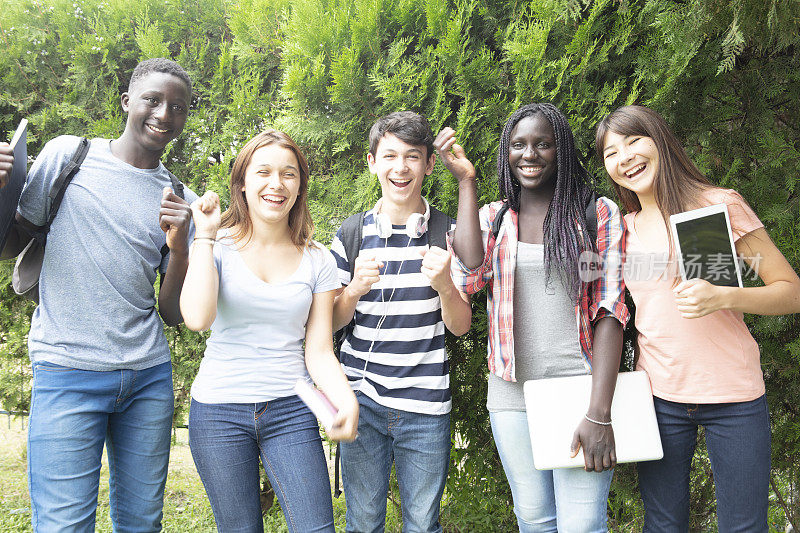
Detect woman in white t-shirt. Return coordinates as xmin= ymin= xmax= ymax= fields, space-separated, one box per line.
xmin=180 ymin=129 xmax=358 ymax=532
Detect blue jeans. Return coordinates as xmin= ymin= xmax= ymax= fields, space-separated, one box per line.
xmin=638 ymin=395 xmax=770 ymax=533
xmin=340 ymin=392 xmax=450 ymax=533
xmin=490 ymin=411 xmax=613 ymax=533
xmin=188 ymin=396 xmax=334 ymax=533
xmin=27 ymin=360 xmax=173 ymax=533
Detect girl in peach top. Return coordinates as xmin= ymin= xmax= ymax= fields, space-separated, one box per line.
xmin=596 ymin=105 xmax=800 ymax=532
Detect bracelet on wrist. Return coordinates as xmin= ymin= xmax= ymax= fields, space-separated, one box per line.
xmin=584 ymin=413 xmax=612 ymax=426
xmin=193 ymin=237 xmax=216 ymax=245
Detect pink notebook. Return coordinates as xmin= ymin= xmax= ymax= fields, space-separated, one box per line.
xmin=294 ymin=379 xmax=338 ymax=430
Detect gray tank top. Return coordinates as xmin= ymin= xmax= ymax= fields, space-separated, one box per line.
xmin=487 ymin=242 xmax=587 ymax=412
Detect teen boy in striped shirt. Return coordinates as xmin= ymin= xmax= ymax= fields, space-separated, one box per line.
xmin=331 ymin=111 xmax=471 ymax=532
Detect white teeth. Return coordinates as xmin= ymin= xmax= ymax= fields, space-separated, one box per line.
xmin=147 ymin=124 xmax=168 ymax=133
xmin=262 ymin=195 xmax=285 ymax=203
xmin=625 ymin=163 xmax=645 ymax=176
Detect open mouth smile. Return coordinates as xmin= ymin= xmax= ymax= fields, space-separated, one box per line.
xmin=517 ymin=164 xmax=545 ymax=178
xmin=261 ymin=194 xmax=287 ymax=206
xmin=146 ymin=124 xmax=171 ymax=135
xmin=625 ymin=163 xmax=646 ymax=179
xmin=389 ymin=178 xmax=412 ymax=188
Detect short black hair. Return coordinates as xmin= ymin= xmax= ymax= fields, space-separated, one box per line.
xmin=368 ymin=111 xmax=434 ymax=158
xmin=128 ymin=58 xmax=192 ymax=97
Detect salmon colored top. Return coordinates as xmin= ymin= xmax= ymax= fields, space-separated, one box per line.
xmin=624 ymin=188 xmax=765 ymax=403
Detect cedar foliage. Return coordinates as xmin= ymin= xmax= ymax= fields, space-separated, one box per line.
xmin=1 ymin=0 xmax=798 ymax=529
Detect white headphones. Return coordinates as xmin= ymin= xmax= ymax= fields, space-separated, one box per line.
xmin=373 ymin=198 xmax=430 ymax=239
xmin=359 ymin=198 xmax=429 ymax=389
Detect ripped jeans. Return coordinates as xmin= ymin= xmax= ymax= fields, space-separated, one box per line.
xmin=189 ymin=395 xmax=334 ymax=532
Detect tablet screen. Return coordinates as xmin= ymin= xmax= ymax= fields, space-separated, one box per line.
xmin=674 ymin=211 xmax=740 ymax=287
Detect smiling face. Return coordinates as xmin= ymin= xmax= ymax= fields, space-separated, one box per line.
xmin=508 ymin=114 xmax=557 ymax=193
xmin=602 ymin=130 xmax=660 ymax=197
xmin=241 ymin=144 xmax=301 ymax=227
xmin=121 ymin=71 xmax=190 ymax=155
xmin=368 ymin=133 xmax=435 ymax=211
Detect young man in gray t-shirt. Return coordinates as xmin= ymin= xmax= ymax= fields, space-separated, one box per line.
xmin=1 ymin=58 xmax=196 ymax=532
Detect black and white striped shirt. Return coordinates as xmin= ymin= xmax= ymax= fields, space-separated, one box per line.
xmin=330 ymin=209 xmax=454 ymax=415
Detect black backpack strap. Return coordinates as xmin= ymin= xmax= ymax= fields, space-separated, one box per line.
xmin=334 ymin=444 xmax=343 ymax=498
xmin=332 ymin=210 xmax=366 ymax=500
xmin=339 ymin=211 xmax=366 ymax=280
xmin=45 ymin=137 xmax=90 ymax=232
xmin=427 ymin=206 xmax=450 ymax=250
xmin=160 ymin=171 xmax=187 ymax=260
xmin=490 ymin=201 xmax=511 ymax=240
xmin=333 ymin=210 xmax=367 ymax=358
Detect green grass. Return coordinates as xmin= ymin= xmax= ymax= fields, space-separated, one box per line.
xmin=0 ymin=419 xmax=404 ymax=532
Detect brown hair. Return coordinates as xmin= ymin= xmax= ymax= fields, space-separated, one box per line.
xmin=221 ymin=129 xmax=314 ymax=248
xmin=368 ymin=111 xmax=435 ymax=158
xmin=595 ymin=105 xmax=713 ymax=258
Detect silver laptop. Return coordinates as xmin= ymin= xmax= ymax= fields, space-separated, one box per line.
xmin=523 ymin=370 xmax=663 ymax=470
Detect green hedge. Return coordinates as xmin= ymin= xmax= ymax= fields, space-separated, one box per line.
xmin=1 ymin=0 xmax=798 ymax=529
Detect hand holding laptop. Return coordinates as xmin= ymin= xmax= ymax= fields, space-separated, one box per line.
xmin=569 ymin=413 xmax=616 ymax=472
xmin=0 ymin=143 xmax=12 ymax=189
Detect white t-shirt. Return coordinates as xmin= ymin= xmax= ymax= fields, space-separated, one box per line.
xmin=190 ymin=234 xmax=340 ymax=403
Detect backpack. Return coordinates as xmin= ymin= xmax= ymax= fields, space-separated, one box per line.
xmin=330 ymin=203 xmax=450 ymax=497
xmin=12 ymin=137 xmax=185 ymax=303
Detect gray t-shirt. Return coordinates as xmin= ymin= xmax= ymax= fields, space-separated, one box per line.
xmin=190 ymin=234 xmax=341 ymax=403
xmin=487 ymin=242 xmax=587 ymax=412
xmin=17 ymin=135 xmax=198 ymax=371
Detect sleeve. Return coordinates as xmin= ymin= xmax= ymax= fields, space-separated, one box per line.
xmin=17 ymin=136 xmax=81 ymax=226
xmin=329 ymin=227 xmax=352 ymax=286
xmin=312 ymin=245 xmax=342 ymax=294
xmin=447 ymin=203 xmax=495 ymax=294
xmin=589 ymin=197 xmax=630 ymax=326
xmin=723 ymin=189 xmax=764 ymax=241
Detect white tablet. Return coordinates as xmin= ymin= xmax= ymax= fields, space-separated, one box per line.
xmin=523 ymin=371 xmax=663 ymax=470
xmin=669 ymin=203 xmax=742 ymax=288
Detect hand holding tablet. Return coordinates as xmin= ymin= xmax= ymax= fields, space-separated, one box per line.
xmin=669 ymin=203 xmax=743 ymax=288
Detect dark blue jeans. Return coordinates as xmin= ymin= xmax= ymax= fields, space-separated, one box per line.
xmin=189 ymin=396 xmax=334 ymax=533
xmin=638 ymin=395 xmax=770 ymax=533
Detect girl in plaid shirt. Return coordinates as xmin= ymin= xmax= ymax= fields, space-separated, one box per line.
xmin=435 ymin=103 xmax=629 ymax=532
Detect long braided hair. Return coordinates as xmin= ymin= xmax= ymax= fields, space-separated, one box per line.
xmin=497 ymin=103 xmax=595 ymax=299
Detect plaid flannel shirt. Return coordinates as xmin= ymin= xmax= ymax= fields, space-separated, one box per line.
xmin=448 ymin=198 xmax=629 ymax=382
